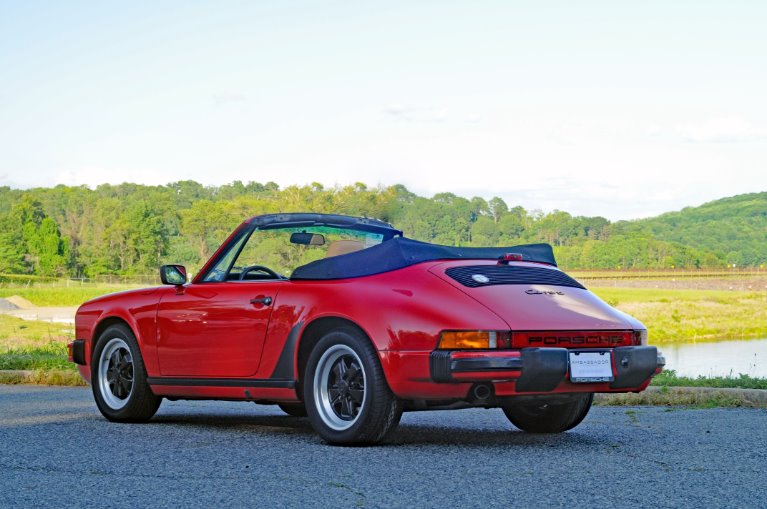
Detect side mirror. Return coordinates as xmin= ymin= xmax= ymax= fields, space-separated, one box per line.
xmin=160 ymin=265 xmax=187 ymax=285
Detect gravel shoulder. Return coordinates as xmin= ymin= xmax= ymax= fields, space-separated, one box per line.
xmin=0 ymin=302 xmax=77 ymax=324
xmin=1 ymin=385 xmax=765 ymax=508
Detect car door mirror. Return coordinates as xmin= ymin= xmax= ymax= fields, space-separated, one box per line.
xmin=160 ymin=265 xmax=187 ymax=285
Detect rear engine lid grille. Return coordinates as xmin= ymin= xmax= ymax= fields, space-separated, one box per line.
xmin=445 ymin=265 xmax=585 ymax=290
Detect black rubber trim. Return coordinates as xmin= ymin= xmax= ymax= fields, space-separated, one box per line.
xmin=451 ymin=357 xmax=524 ymax=372
xmin=515 ymin=348 xmax=568 ymax=392
xmin=270 ymin=322 xmax=303 ymax=379
xmin=430 ymin=349 xmax=563 ymax=386
xmin=430 ymin=351 xmax=453 ymax=383
xmin=429 ymin=346 xmax=658 ymax=391
xmin=147 ymin=377 xmax=296 ymax=388
xmin=610 ymin=346 xmax=659 ymax=389
xmin=72 ymin=339 xmax=86 ymax=365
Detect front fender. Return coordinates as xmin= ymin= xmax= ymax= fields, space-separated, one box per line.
xmin=74 ymin=287 xmax=167 ymax=377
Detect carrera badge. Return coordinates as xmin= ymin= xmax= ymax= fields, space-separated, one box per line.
xmin=525 ymin=289 xmax=565 ymax=295
xmin=471 ymin=274 xmax=490 ymax=284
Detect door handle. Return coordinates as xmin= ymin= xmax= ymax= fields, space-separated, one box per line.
xmin=250 ymin=296 xmax=273 ymax=306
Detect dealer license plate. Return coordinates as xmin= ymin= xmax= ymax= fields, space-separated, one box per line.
xmin=569 ymin=351 xmax=614 ymax=383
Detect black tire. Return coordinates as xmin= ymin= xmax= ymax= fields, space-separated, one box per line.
xmin=278 ymin=403 xmax=308 ymax=417
xmin=502 ymin=393 xmax=593 ymax=433
xmin=91 ymin=324 xmax=161 ymax=422
xmin=304 ymin=328 xmax=402 ymax=445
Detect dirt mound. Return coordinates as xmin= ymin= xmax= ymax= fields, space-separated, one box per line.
xmin=4 ymin=295 xmax=35 ymax=309
xmin=0 ymin=298 xmax=20 ymax=311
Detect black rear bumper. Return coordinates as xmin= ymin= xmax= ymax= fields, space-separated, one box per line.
xmin=430 ymin=346 xmax=663 ymax=392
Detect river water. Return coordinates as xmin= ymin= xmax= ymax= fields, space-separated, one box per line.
xmin=658 ymin=338 xmax=767 ymax=378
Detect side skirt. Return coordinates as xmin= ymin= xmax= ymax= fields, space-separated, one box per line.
xmin=147 ymin=377 xmax=295 ymax=388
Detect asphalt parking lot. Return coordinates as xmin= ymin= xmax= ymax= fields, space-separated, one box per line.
xmin=1 ymin=385 xmax=764 ymax=508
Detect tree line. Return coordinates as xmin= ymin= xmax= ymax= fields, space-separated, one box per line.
xmin=0 ymin=181 xmax=763 ymax=277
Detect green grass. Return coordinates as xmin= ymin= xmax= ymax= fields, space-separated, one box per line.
xmin=0 ymin=369 xmax=85 ymax=386
xmin=0 ymin=314 xmax=82 ymax=385
xmin=0 ymin=342 xmax=73 ymax=370
xmin=0 ymin=274 xmax=58 ymax=284
xmin=651 ymin=369 xmax=767 ymax=390
xmin=595 ymin=391 xmax=751 ymax=408
xmin=0 ymin=314 xmax=74 ymax=347
xmin=0 ymin=285 xmax=130 ymax=387
xmin=591 ymin=287 xmax=767 ymax=343
xmin=0 ymin=284 xmax=138 ymax=307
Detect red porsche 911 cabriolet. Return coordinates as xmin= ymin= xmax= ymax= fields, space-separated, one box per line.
xmin=70 ymin=213 xmax=664 ymax=444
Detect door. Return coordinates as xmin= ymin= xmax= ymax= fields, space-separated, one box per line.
xmin=156 ymin=281 xmax=282 ymax=377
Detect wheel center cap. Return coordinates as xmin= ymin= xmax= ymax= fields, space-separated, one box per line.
xmin=338 ymin=380 xmax=349 ymax=394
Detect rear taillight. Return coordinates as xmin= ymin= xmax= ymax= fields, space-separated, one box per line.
xmin=438 ymin=330 xmax=511 ymax=349
xmin=633 ymin=330 xmax=648 ymax=346
xmin=439 ymin=330 xmax=642 ymax=349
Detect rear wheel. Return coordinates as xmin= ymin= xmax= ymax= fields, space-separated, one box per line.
xmin=91 ymin=324 xmax=161 ymax=422
xmin=502 ymin=393 xmax=593 ymax=433
xmin=304 ymin=328 xmax=402 ymax=445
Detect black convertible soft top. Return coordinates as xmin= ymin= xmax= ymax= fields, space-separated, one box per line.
xmin=290 ymin=237 xmax=556 ymax=280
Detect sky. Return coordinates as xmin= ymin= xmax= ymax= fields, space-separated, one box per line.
xmin=1 ymin=0 xmax=766 ymax=220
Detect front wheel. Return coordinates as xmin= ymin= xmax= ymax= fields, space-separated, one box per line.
xmin=502 ymin=393 xmax=593 ymax=433
xmin=91 ymin=324 xmax=161 ymax=422
xmin=304 ymin=328 xmax=402 ymax=445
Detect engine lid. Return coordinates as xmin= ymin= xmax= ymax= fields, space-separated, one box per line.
xmin=428 ymin=260 xmax=633 ymax=331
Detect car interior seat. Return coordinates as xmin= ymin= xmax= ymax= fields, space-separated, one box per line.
xmin=325 ymin=240 xmax=365 ymax=258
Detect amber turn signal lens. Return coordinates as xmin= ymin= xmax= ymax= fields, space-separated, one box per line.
xmin=439 ymin=331 xmax=497 ymax=349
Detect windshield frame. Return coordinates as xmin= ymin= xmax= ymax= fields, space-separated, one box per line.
xmin=195 ymin=215 xmax=398 ymax=284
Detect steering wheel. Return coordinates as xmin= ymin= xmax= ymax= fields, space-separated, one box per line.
xmin=239 ymin=265 xmax=283 ymax=280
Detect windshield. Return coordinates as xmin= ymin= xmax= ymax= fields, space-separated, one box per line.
xmin=202 ymin=225 xmax=384 ymax=282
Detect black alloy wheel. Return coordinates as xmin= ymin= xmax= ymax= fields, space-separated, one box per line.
xmin=304 ymin=328 xmax=402 ymax=445
xmin=91 ymin=324 xmax=161 ymax=422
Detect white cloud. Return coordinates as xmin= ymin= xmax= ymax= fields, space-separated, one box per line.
xmin=0 ymin=173 xmax=24 ymax=188
xmin=55 ymin=167 xmax=174 ymax=188
xmin=213 ymin=93 xmax=248 ymax=107
xmin=466 ymin=113 xmax=482 ymax=124
xmin=382 ymin=104 xmax=449 ymax=123
xmin=675 ymin=117 xmax=767 ymax=143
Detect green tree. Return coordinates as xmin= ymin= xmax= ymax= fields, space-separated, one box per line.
xmin=488 ymin=197 xmax=508 ymax=223
xmin=180 ymin=200 xmax=234 ymax=265
xmin=24 ymin=217 xmax=69 ymax=276
xmin=0 ymin=212 xmax=25 ymax=273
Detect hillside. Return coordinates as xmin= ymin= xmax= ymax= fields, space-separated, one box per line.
xmin=0 ymin=182 xmax=764 ymax=277
xmin=615 ymin=192 xmax=767 ymax=267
